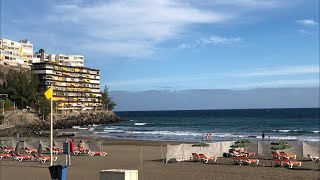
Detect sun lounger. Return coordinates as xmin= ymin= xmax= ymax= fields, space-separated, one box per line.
xmin=190 ymin=153 xmax=200 ymax=162
xmin=240 ymin=155 xmax=259 ymax=165
xmin=279 ymin=152 xmax=296 ymax=160
xmin=31 ymin=153 xmax=58 ymax=163
xmin=45 ymin=146 xmax=61 ymax=154
xmin=11 ymin=152 xmax=32 ymax=161
xmin=273 ymin=157 xmax=282 ymax=167
xmin=198 ymin=154 xmax=217 ymax=163
xmin=73 ymin=149 xmax=90 ymax=155
xmin=88 ymin=150 xmax=107 ymax=157
xmin=271 ymin=152 xmax=279 ymax=158
xmin=4 ymin=147 xmax=15 ymax=153
xmin=22 ymin=147 xmax=37 ymax=154
xmin=232 ymin=155 xmax=241 ymax=165
xmin=307 ymin=154 xmax=320 ymax=162
xmin=0 ymin=153 xmax=11 ymax=160
xmin=282 ymin=157 xmax=301 ymax=168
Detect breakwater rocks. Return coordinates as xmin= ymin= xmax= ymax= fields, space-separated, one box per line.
xmin=0 ymin=111 xmax=123 ymax=137
xmin=53 ymin=111 xmax=123 ymax=129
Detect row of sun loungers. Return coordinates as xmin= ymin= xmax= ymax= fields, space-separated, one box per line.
xmin=190 ymin=153 xmax=217 ymax=163
xmin=272 ymin=151 xmax=296 ymax=160
xmin=190 ymin=151 xmax=309 ymax=169
xmin=0 ymin=145 xmax=107 ymax=164
xmin=273 ymin=157 xmax=301 ymax=168
xmin=233 ymin=155 xmax=259 ymax=165
xmin=0 ymin=152 xmax=57 ymax=163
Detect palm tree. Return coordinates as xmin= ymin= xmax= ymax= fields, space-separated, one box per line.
xmin=38 ymin=49 xmax=45 ymax=61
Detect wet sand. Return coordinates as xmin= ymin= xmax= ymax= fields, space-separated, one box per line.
xmin=0 ymin=139 xmax=319 ymax=180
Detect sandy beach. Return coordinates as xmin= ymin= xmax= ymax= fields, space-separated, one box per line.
xmin=0 ymin=139 xmax=319 ymax=180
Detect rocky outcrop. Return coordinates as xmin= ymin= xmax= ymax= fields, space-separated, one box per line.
xmin=0 ymin=111 xmax=123 ymax=137
xmin=53 ymin=111 xmax=122 ymax=129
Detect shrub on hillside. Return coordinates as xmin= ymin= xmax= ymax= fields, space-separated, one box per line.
xmin=0 ymin=114 xmax=4 ymax=125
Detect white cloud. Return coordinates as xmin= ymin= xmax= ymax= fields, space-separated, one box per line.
xmin=47 ymin=0 xmax=232 ymax=58
xmin=179 ymin=35 xmax=243 ymax=49
xmin=43 ymin=0 xmax=293 ymax=58
xmin=228 ymin=65 xmax=319 ymax=77
xmin=200 ymin=35 xmax=242 ymax=44
xmin=296 ymin=19 xmax=318 ymax=26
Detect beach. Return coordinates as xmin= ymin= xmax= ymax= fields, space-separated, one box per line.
xmin=1 ymin=139 xmax=319 ymax=180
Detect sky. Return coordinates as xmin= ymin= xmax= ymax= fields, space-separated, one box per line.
xmin=1 ymin=0 xmax=319 ymax=92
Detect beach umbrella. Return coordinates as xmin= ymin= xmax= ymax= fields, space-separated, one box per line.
xmin=230 ymin=143 xmax=250 ymax=148
xmin=235 ymin=139 xmax=251 ymax=144
xmin=271 ymin=141 xmax=288 ymax=146
xmin=271 ymin=144 xmax=293 ymax=151
xmin=232 ymin=139 xmax=251 ymax=151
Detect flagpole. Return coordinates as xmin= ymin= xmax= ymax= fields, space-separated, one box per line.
xmin=50 ymin=84 xmax=53 ymax=166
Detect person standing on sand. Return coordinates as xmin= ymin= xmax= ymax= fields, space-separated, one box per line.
xmin=70 ymin=139 xmax=75 ymax=153
xmin=262 ymin=131 xmax=265 ymax=140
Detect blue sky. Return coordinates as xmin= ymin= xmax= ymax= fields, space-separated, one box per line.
xmin=1 ymin=0 xmax=319 ymax=91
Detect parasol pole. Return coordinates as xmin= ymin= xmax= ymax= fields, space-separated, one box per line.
xmin=50 ymin=84 xmax=53 ymax=166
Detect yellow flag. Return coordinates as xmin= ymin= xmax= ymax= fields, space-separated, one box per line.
xmin=44 ymin=87 xmax=53 ymax=100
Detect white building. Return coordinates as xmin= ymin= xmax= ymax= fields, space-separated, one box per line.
xmin=33 ymin=54 xmax=84 ymax=67
xmin=0 ymin=38 xmax=85 ymax=68
xmin=0 ymin=38 xmax=33 ymax=68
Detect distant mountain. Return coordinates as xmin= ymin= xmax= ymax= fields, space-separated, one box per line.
xmin=110 ymin=87 xmax=320 ymax=111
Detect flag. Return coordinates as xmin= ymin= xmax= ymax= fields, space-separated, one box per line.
xmin=44 ymin=87 xmax=53 ymax=100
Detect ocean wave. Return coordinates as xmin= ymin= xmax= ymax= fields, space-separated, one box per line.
xmin=103 ymin=129 xmax=125 ymax=133
xmin=103 ymin=127 xmax=116 ymax=130
xmin=131 ymin=131 xmax=201 ymax=136
xmin=134 ymin=123 xmax=147 ymax=126
xmin=72 ymin=126 xmax=88 ymax=130
xmin=272 ymin=130 xmax=320 ymax=134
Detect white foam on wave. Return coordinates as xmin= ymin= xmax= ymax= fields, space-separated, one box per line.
xmin=279 ymin=130 xmax=290 ymax=133
xmin=104 ymin=127 xmax=116 ymax=130
xmin=134 ymin=123 xmax=147 ymax=126
xmin=103 ymin=129 xmax=125 ymax=133
xmin=72 ymin=126 xmax=88 ymax=130
xmin=131 ymin=131 xmax=201 ymax=136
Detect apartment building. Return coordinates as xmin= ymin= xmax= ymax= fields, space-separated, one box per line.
xmin=0 ymin=38 xmax=33 ymax=68
xmin=33 ymin=53 xmax=84 ymax=67
xmin=32 ymin=62 xmax=101 ymax=112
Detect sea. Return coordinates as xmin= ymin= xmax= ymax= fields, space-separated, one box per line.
xmin=73 ymin=108 xmax=320 ymax=142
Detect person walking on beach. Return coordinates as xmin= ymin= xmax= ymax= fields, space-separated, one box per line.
xmin=70 ymin=139 xmax=75 ymax=153
xmin=262 ymin=131 xmax=265 ymax=140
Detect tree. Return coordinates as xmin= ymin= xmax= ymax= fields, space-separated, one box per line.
xmin=1 ymin=70 xmax=39 ymax=109
xmin=100 ymin=85 xmax=116 ymax=111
